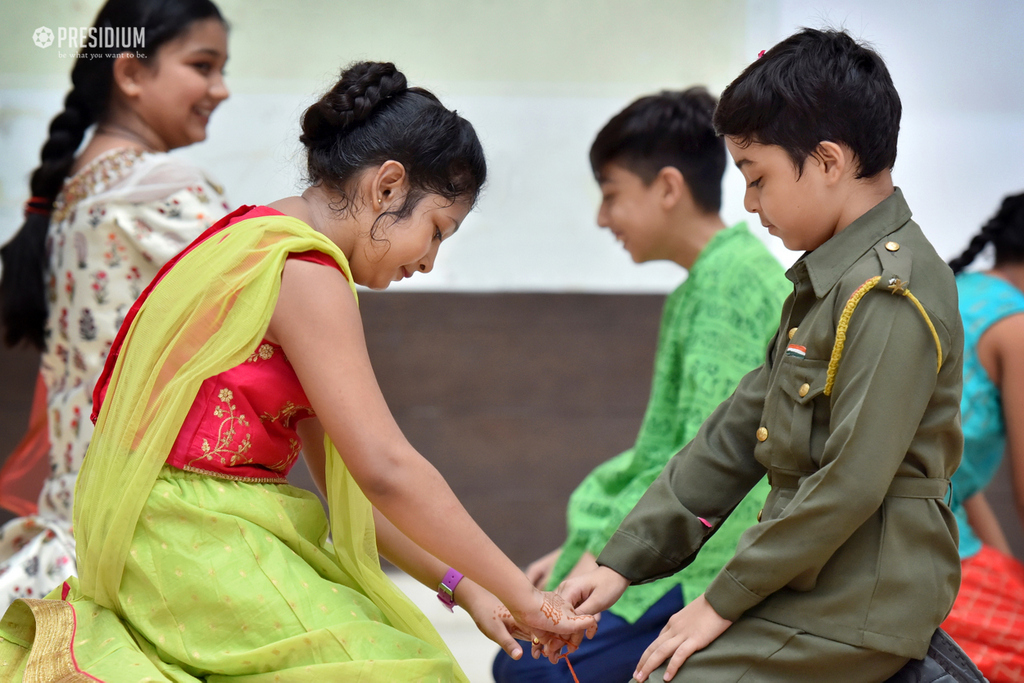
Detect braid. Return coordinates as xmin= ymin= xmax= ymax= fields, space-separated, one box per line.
xmin=34 ymin=85 xmax=103 ymax=199
xmin=298 ymin=61 xmax=485 ymax=238
xmin=948 ymin=220 xmax=999 ymax=275
xmin=300 ymin=62 xmax=408 ymax=148
xmin=1 ymin=0 xmax=225 ymax=349
xmin=991 ymin=192 xmax=1024 ymax=267
xmin=0 ymin=64 xmax=107 ymax=349
xmin=949 ymin=192 xmax=1024 ymax=274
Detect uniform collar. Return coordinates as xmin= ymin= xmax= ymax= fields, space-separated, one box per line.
xmin=786 ymin=187 xmax=913 ymax=298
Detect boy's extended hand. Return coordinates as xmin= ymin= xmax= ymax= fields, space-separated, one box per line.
xmin=632 ymin=593 xmax=732 ymax=682
xmin=526 ymin=565 xmax=631 ymax=662
xmin=557 ymin=565 xmax=631 ymax=617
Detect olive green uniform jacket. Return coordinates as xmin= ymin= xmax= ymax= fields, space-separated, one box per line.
xmin=598 ymin=189 xmax=963 ymax=660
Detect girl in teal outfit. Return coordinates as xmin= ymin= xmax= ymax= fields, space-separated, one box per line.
xmin=942 ymin=191 xmax=1024 ymax=683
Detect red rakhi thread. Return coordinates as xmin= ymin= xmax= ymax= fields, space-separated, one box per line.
xmin=558 ymin=652 xmax=581 ymax=683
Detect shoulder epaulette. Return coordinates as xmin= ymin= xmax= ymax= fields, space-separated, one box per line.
xmin=824 ymin=240 xmax=942 ymax=396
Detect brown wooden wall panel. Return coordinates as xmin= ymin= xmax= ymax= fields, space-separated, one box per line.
xmin=356 ymin=292 xmax=665 ymax=565
xmin=3 ymin=291 xmax=1023 ymax=570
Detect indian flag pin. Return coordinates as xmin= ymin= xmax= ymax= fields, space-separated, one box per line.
xmin=785 ymin=344 xmax=807 ymax=359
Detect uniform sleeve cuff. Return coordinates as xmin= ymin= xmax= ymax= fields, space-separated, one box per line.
xmin=597 ymin=528 xmax=690 ymax=583
xmin=704 ymin=569 xmax=765 ymax=622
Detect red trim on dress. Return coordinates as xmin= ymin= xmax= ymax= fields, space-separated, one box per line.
xmin=290 ymin=251 xmax=342 ymax=269
xmin=61 ymin=581 xmax=105 ymax=682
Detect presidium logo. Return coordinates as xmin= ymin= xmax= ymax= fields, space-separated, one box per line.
xmin=33 ymin=27 xmax=54 ymax=48
xmin=32 ymin=25 xmax=146 ymax=52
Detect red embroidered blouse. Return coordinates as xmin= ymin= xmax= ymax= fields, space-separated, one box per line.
xmin=160 ymin=206 xmax=341 ymax=482
xmin=164 ymin=338 xmax=316 ymax=483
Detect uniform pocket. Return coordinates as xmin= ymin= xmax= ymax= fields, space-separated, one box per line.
xmin=771 ymin=357 xmax=828 ymax=472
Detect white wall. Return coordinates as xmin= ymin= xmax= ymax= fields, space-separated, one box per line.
xmin=2 ymin=0 xmax=1022 ymax=291
xmin=766 ymin=0 xmax=1024 ymax=271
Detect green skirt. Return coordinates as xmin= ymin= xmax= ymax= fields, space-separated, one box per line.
xmin=0 ymin=467 xmax=462 ymax=682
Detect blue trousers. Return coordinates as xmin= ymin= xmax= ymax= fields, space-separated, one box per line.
xmin=492 ymin=588 xmax=685 ymax=683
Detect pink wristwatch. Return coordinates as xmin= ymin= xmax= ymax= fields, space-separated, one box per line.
xmin=437 ymin=568 xmax=463 ymax=612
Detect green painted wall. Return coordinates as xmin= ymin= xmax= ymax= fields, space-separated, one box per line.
xmin=2 ymin=0 xmax=753 ymax=94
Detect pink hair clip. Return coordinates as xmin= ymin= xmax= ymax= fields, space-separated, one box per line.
xmin=757 ymin=50 xmax=766 ymax=59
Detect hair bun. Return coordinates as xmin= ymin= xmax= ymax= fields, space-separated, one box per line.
xmin=300 ymin=61 xmax=408 ymax=148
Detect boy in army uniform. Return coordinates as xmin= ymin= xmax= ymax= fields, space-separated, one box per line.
xmin=556 ymin=28 xmax=964 ymax=682
xmin=495 ymin=89 xmax=789 ymax=683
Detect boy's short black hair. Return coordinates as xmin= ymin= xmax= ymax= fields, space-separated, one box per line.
xmin=590 ymin=87 xmax=725 ymax=213
xmin=714 ymin=28 xmax=901 ymax=179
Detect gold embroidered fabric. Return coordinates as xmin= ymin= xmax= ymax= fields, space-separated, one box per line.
xmin=167 ymin=339 xmax=316 ymax=481
xmin=6 ymin=597 xmax=93 ymax=683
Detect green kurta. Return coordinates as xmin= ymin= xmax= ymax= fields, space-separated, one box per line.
xmin=549 ymin=222 xmax=789 ymax=623
xmin=599 ymin=189 xmax=964 ymax=659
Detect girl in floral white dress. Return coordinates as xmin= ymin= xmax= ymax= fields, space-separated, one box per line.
xmin=0 ymin=0 xmax=231 ymax=610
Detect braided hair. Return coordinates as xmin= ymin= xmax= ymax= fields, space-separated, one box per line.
xmin=948 ymin=192 xmax=1024 ymax=275
xmin=0 ymin=0 xmax=224 ymax=349
xmin=299 ymin=61 xmax=486 ymax=240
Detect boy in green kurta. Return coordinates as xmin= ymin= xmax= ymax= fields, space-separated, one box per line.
xmin=494 ymin=89 xmax=789 ymax=683
xmin=557 ymin=29 xmax=965 ymax=683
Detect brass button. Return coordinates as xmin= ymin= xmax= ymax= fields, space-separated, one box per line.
xmin=788 ymin=327 xmax=798 ymax=340
xmin=799 ymin=383 xmax=810 ymax=397
xmin=757 ymin=508 xmax=763 ymax=522
xmin=885 ymin=241 xmax=900 ymax=252
xmin=756 ymin=427 xmax=769 ymax=442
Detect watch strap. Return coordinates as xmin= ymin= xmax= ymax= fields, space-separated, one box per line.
xmin=436 ymin=568 xmax=463 ymax=612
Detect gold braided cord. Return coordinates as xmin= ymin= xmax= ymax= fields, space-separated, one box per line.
xmin=902 ymin=289 xmax=944 ymax=375
xmin=823 ymin=276 xmax=943 ymax=396
xmin=825 ymin=277 xmax=881 ymax=396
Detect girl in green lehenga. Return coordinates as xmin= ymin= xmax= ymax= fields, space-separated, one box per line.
xmin=0 ymin=61 xmax=595 ymax=682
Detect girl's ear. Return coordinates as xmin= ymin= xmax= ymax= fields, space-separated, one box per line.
xmin=111 ymin=52 xmax=148 ymax=98
xmin=370 ymin=159 xmax=408 ymax=211
xmin=814 ymin=141 xmax=849 ymax=183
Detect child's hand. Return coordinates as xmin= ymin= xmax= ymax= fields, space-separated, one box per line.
xmin=510 ymin=590 xmax=598 ymax=660
xmin=632 ymin=593 xmax=732 ymax=682
xmin=557 ymin=564 xmax=631 ymax=616
xmin=456 ymin=579 xmax=533 ymax=660
xmin=527 ymin=614 xmax=602 ymax=664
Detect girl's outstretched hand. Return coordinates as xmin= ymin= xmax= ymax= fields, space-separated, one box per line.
xmin=632 ymin=593 xmax=732 ymax=682
xmin=455 ymin=579 xmax=532 ymax=660
xmin=510 ymin=589 xmax=598 ymax=661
